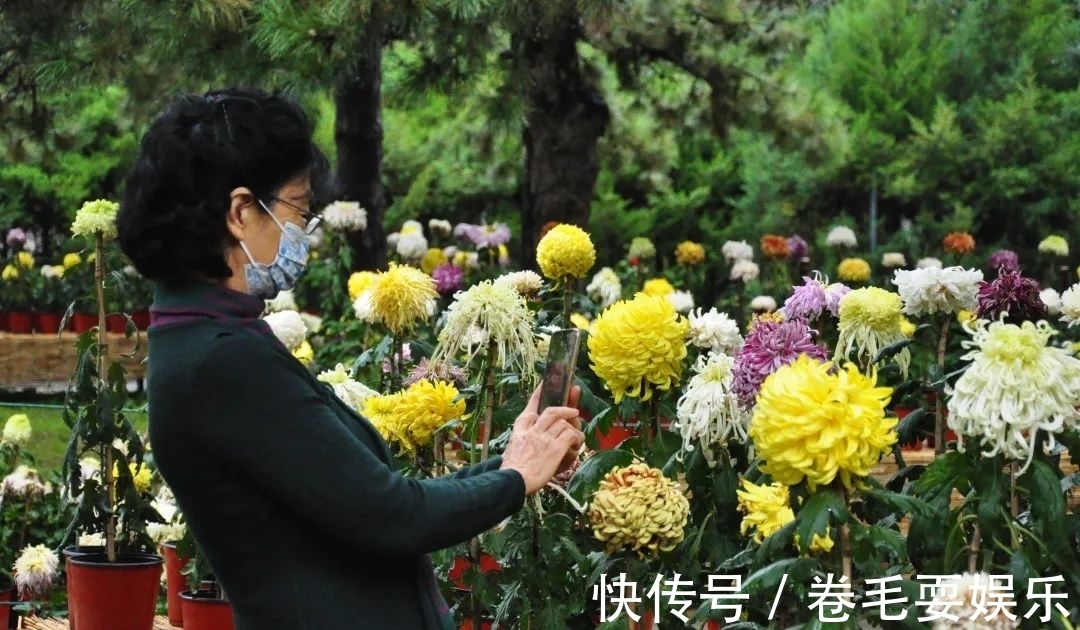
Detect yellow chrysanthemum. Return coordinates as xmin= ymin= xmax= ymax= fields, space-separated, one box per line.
xmin=588 ymin=293 xmax=689 ymax=403
xmin=2 ymin=265 xmax=18 ymax=281
xmin=368 ymin=264 xmax=438 ymax=334
xmin=112 ymin=462 xmax=153 ymax=494
xmin=71 ymin=199 xmax=119 ymax=239
xmin=292 ymin=340 xmax=315 ymax=366
xmin=420 ymin=248 xmax=448 ymax=274
xmin=15 ymin=251 xmax=34 ymax=269
xmin=835 ymin=287 xmax=910 ymax=377
xmin=570 ymin=313 xmax=591 ymax=331
xmin=642 ymin=277 xmax=676 ymax=297
xmin=747 ymin=311 xmax=785 ymax=332
xmin=837 ymin=258 xmax=871 ymax=283
xmin=736 ymin=479 xmax=835 ymax=553
xmin=536 ymin=224 xmax=596 ymax=280
xmin=588 ymin=462 xmax=689 ymax=556
xmin=749 ymin=355 xmax=896 ymax=491
xmin=348 ymin=271 xmax=378 ymax=300
xmin=3 ymin=413 xmax=32 ymax=446
xmin=362 ymin=380 xmax=465 ymax=453
xmin=899 ymin=316 xmax=916 ymax=338
xmin=956 ymin=309 xmax=977 ymax=326
xmin=63 ymin=253 xmax=82 ymax=269
xmin=674 ymin=241 xmax=706 ymax=266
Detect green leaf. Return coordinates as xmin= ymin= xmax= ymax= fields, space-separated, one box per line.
xmin=862 ymin=487 xmax=934 ymax=519
xmin=894 ymin=407 xmax=929 ymax=443
xmin=873 ymin=337 xmax=915 ymax=365
xmin=795 ymin=488 xmax=847 ymax=554
xmin=568 ymin=450 xmax=635 ymax=503
xmin=741 ymin=557 xmax=816 ymax=596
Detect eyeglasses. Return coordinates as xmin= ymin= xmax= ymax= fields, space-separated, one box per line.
xmin=260 ymin=197 xmax=323 ymax=235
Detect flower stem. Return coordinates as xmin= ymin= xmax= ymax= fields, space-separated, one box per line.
xmin=1010 ymin=459 xmax=1019 ymax=549
xmin=95 ymin=233 xmax=117 ymax=563
xmin=561 ymin=278 xmax=573 ymax=324
xmin=934 ymin=317 xmax=950 ymax=456
xmin=480 ymin=341 xmax=498 ymax=463
xmin=839 ymin=486 xmax=852 ymax=587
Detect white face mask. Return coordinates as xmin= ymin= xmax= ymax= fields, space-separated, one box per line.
xmin=239 ymin=202 xmax=310 ymax=300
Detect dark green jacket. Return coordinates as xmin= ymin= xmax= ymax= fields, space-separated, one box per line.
xmin=146 ymin=282 xmax=526 ymax=630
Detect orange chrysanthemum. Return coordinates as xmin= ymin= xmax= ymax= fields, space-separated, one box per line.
xmin=760 ymin=235 xmax=789 ymax=259
xmin=943 ymin=232 xmax=976 ymax=255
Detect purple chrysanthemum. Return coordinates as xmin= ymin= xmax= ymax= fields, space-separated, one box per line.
xmin=987 ymin=249 xmax=1020 ymax=275
xmin=5 ymin=228 xmax=26 ymax=248
xmin=783 ymin=277 xmax=828 ymax=320
xmin=732 ymin=318 xmax=829 ymax=410
xmin=453 ymin=222 xmax=512 ymax=248
xmin=823 ymin=282 xmax=852 ymax=317
xmin=432 ymin=263 xmax=465 ymax=297
xmin=403 ymin=357 xmax=469 ymax=387
xmin=786 ymin=235 xmax=809 ymax=261
xmin=975 ymin=269 xmax=1047 ymax=324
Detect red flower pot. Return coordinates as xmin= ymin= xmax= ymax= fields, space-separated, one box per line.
xmin=70 ymin=313 xmax=97 ymax=334
xmin=0 ymin=312 xmax=8 ymax=331
xmin=597 ymin=421 xmax=637 ymax=450
xmin=6 ymin=312 xmax=32 ymax=334
xmin=162 ymin=542 xmax=190 ymax=627
xmin=0 ymin=587 xmax=14 ymax=630
xmin=105 ymin=314 xmax=128 ymax=334
xmin=449 ymin=554 xmax=502 ymax=590
xmin=459 ymin=619 xmax=493 ymax=630
xmin=62 ymin=545 xmax=106 ymax=630
xmin=131 ymin=310 xmax=151 ymax=330
xmin=179 ymin=591 xmax=235 ymax=630
xmin=66 ymin=552 xmax=163 ymax=630
xmin=34 ymin=312 xmax=63 ymax=335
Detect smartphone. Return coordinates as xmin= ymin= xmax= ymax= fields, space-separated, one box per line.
xmin=539 ymin=329 xmax=583 ymax=412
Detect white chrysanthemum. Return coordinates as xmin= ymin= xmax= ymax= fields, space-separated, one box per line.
xmin=917 ymin=257 xmax=943 ymax=269
xmin=317 ymin=364 xmax=379 ymax=413
xmin=78 ymin=532 xmax=103 ymax=547
xmin=396 ymin=232 xmax=428 ymax=260
xmin=79 ymin=456 xmax=100 ymax=482
xmin=430 ymin=280 xmax=539 ymax=379
xmin=386 ymin=232 xmax=401 ymax=248
xmin=400 ymin=220 xmax=423 ymax=235
xmin=146 ymin=522 xmax=187 ymax=546
xmin=463 ymin=252 xmax=480 ymax=269
xmin=263 ymin=310 xmax=308 ymax=351
xmin=3 ymin=413 xmax=32 ymax=446
xmin=494 ymin=270 xmax=544 ymax=296
xmin=13 ymin=544 xmax=59 ymax=599
xmin=881 ymin=252 xmax=907 ymax=268
xmin=1040 ymin=288 xmax=1061 ymax=316
xmin=946 ymin=319 xmax=1080 ymax=473
xmin=929 ymin=573 xmax=1017 ymax=630
xmin=322 ymin=201 xmax=367 ymax=232
xmin=1060 ymin=284 xmax=1080 ymax=327
xmin=40 ymin=265 xmax=61 ymax=279
xmin=586 ymin=267 xmax=623 ymax=308
xmin=721 ymin=240 xmax=754 ymax=263
xmin=151 ymin=497 xmax=179 ymax=524
xmin=428 ymin=219 xmax=452 ymax=236
xmin=71 ymin=199 xmax=119 ymax=239
xmin=1 ymin=465 xmax=46 ymax=498
xmin=750 ymin=295 xmax=777 ymax=312
xmin=667 ymin=290 xmax=695 ymax=314
xmin=825 ymin=226 xmax=857 ymax=248
xmin=352 ymin=291 xmax=374 ymax=322
xmin=675 ymin=353 xmax=750 ymax=466
xmin=892 ymin=266 xmax=983 ymax=316
xmin=299 ymin=312 xmax=323 ymax=335
xmin=730 ymin=260 xmax=760 ymax=282
xmin=266 ymin=289 xmax=298 ymax=313
xmin=687 ymin=308 xmax=743 ymax=354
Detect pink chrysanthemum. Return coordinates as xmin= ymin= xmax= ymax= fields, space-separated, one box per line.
xmin=987 ymin=249 xmax=1020 ymax=275
xmin=783 ymin=275 xmax=851 ymax=321
xmin=453 ymin=222 xmax=512 ymax=248
xmin=786 ymin=235 xmax=808 ymax=261
xmin=432 ymin=263 xmax=464 ymax=297
xmin=732 ymin=318 xmax=829 ymax=410
xmin=975 ymin=269 xmax=1047 ymax=324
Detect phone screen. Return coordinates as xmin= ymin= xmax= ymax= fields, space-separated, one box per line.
xmin=539 ymin=329 xmax=582 ymax=412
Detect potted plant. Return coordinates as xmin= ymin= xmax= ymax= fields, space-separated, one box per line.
xmin=1 ymin=251 xmax=35 ymax=334
xmin=35 ymin=264 xmax=68 ymax=334
xmin=60 ymin=199 xmax=163 ymax=630
xmin=145 ymin=487 xmax=187 ymax=628
xmin=177 ymin=533 xmax=234 ymax=630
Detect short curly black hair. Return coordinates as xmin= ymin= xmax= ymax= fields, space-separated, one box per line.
xmin=117 ymin=87 xmax=328 ymax=282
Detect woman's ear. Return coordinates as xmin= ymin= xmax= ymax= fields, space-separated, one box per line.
xmin=225 ymin=187 xmax=258 ymax=242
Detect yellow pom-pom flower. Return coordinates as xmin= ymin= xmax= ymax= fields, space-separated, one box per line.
xmin=2 ymin=265 xmax=18 ymax=281
xmin=899 ymin=316 xmax=917 ymax=338
xmin=71 ymin=199 xmax=119 ymax=239
xmin=642 ymin=277 xmax=675 ymax=297
xmin=749 ymin=355 xmax=896 ymax=491
xmin=420 ymin=248 xmax=448 ymax=275
xmin=291 ymin=340 xmax=315 ymax=366
xmin=835 ymin=287 xmax=910 ymax=377
xmin=588 ymin=294 xmax=690 ymax=403
xmin=536 ymin=224 xmax=596 ymax=281
xmin=2 ymin=413 xmax=32 ymax=446
xmin=588 ymin=462 xmax=689 ymax=556
xmin=63 ymin=253 xmax=83 ymax=270
xmin=956 ymin=309 xmax=977 ymax=326
xmin=15 ymin=252 xmax=34 ymax=269
xmin=674 ymin=241 xmax=706 ymax=266
xmin=837 ymin=258 xmax=871 ymax=283
xmin=112 ymin=462 xmax=153 ymax=494
xmin=348 ymin=271 xmax=378 ymax=300
xmin=368 ymin=264 xmax=438 ymax=335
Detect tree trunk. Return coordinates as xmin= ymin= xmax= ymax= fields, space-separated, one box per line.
xmin=335 ymin=19 xmax=388 ymax=272
xmin=518 ymin=13 xmax=610 ymax=268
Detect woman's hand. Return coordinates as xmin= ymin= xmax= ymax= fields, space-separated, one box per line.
xmin=500 ymin=385 xmax=585 ymax=495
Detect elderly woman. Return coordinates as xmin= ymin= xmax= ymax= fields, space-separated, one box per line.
xmin=116 ymin=88 xmax=584 ymax=630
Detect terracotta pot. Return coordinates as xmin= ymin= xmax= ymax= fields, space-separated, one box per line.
xmin=459 ymin=618 xmax=493 ymax=630
xmin=449 ymin=554 xmax=502 ymax=590
xmin=66 ymin=552 xmax=163 ymax=630
xmin=70 ymin=313 xmax=97 ymax=334
xmin=162 ymin=542 xmax=190 ymax=627
xmin=179 ymin=591 xmax=234 ymax=630
xmin=0 ymin=312 xmax=8 ymax=332
xmin=0 ymin=586 xmax=14 ymax=630
xmin=105 ymin=314 xmax=128 ymax=334
xmin=34 ymin=312 xmax=63 ymax=334
xmin=7 ymin=312 xmax=33 ymax=334
xmin=131 ymin=310 xmax=151 ymax=330
xmin=62 ymin=545 xmax=106 ymax=630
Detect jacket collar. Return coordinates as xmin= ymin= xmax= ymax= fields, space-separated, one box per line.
xmin=150 ymin=282 xmax=266 ymax=329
